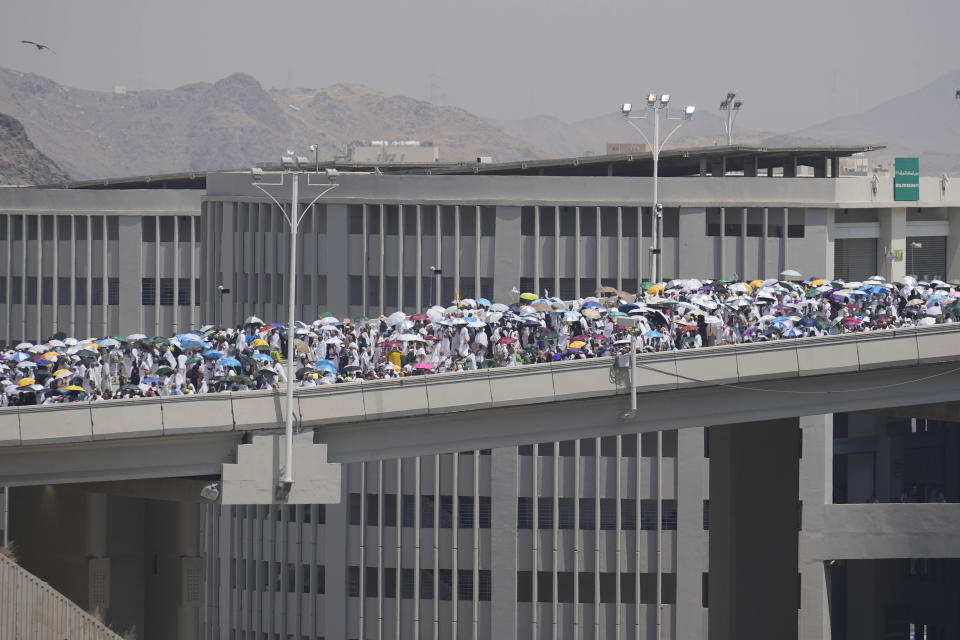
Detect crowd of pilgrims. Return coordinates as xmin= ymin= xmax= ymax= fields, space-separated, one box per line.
xmin=2 ymin=274 xmax=960 ymax=407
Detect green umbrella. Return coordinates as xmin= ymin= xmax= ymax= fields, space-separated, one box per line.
xmin=76 ymin=349 xmax=98 ymax=358
xmin=804 ymin=289 xmax=821 ymax=298
xmin=640 ymin=281 xmax=654 ymax=290
xmin=153 ymin=366 xmax=174 ymax=376
xmin=51 ymin=331 xmax=67 ymax=341
xmin=111 ymin=336 xmax=127 ymax=343
xmin=121 ymin=384 xmax=140 ymax=391
xmin=186 ymin=356 xmax=202 ymax=365
xmin=716 ymin=278 xmax=735 ymax=284
xmin=320 ymin=311 xmax=333 ymax=318
xmin=150 ymin=336 xmax=169 ymax=345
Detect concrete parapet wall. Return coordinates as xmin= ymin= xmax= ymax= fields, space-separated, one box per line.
xmin=2 ymin=324 xmax=960 ymax=448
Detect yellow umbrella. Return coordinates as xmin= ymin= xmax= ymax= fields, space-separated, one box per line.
xmin=252 ymin=338 xmax=268 ymax=347
xmin=648 ymin=284 xmax=665 ymax=295
xmin=569 ymin=340 xmax=586 ymax=349
xmin=18 ymin=377 xmax=36 ymax=387
xmin=810 ymin=279 xmax=828 ymax=286
xmin=42 ymin=351 xmax=60 ymax=361
xmin=63 ymin=385 xmax=86 ymax=392
xmin=519 ymin=292 xmax=537 ymax=301
xmin=53 ymin=368 xmax=71 ymax=377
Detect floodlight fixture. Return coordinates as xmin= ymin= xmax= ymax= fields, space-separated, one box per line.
xmin=911 ymin=242 xmax=923 ymax=249
xmin=727 ymin=91 xmax=737 ymax=102
xmin=955 ymin=89 xmax=960 ymax=100
xmin=647 ymin=93 xmax=658 ymax=105
xmin=622 ymin=103 xmax=632 ymax=115
xmin=733 ymin=100 xmax=743 ymax=110
xmin=281 ymin=155 xmax=296 ymax=169
xmin=325 ymin=168 xmax=339 ymax=183
xmin=296 ymin=155 xmax=310 ymax=167
xmin=309 ymin=144 xmax=318 ymax=152
xmin=250 ymin=167 xmax=264 ymax=182
xmin=659 ymin=94 xmax=671 ymax=105
xmin=685 ymin=105 xmax=696 ymax=118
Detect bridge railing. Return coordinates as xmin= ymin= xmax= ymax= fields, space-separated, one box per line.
xmin=2 ymin=324 xmax=960 ymax=447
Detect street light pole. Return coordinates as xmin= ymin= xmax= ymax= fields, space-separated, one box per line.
xmin=621 ymin=96 xmax=696 ymax=283
xmin=251 ymin=157 xmax=339 ymax=497
xmin=719 ymin=91 xmax=743 ymax=146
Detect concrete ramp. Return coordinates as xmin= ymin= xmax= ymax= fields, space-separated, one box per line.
xmin=0 ymin=550 xmax=122 ymax=640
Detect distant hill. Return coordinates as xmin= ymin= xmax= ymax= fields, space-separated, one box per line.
xmin=494 ymin=108 xmax=777 ymax=158
xmin=792 ymin=69 xmax=960 ymax=174
xmin=0 ymin=112 xmax=67 ymax=185
xmin=0 ymin=68 xmax=547 ymax=180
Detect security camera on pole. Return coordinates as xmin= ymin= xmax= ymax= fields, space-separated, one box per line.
xmin=250 ymin=154 xmax=340 ymax=500
xmin=621 ymin=95 xmax=695 ymax=284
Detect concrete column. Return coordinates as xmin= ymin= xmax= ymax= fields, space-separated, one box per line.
xmin=677 ymin=208 xmax=708 ymax=278
xmin=86 ymin=492 xmax=108 ymax=559
xmin=784 ymin=156 xmax=798 ymax=178
xmin=814 ymin=157 xmax=828 ymax=178
xmin=325 ymin=204 xmax=349 ymax=315
xmin=699 ymin=158 xmax=709 ymax=176
xmin=709 ymin=418 xmax=800 ymax=640
xmin=490 ymin=447 xmax=518 ymax=640
xmin=177 ymin=501 xmax=201 ymax=640
xmin=743 ymin=156 xmax=758 ymax=177
xmin=676 ymin=427 xmax=708 ymax=640
xmin=710 ymin=157 xmax=726 ymax=177
xmin=801 ymin=208 xmax=832 ymax=280
xmin=798 ymin=415 xmax=833 ymax=640
xmin=879 ymin=207 xmax=907 ymax=281
xmin=947 ymin=208 xmax=960 ymax=281
xmin=493 ymin=206 xmax=522 ymax=303
xmin=117 ymin=216 xmax=142 ymax=336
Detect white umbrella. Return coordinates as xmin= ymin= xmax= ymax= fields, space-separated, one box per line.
xmin=426 ymin=308 xmax=444 ymax=323
xmin=780 ymin=269 xmax=802 ymax=279
xmin=398 ymin=333 xmax=423 ymax=342
xmin=704 ymin=316 xmax=723 ymax=324
xmin=244 ymin=316 xmax=264 ymax=325
xmin=460 ymin=298 xmax=477 ymax=308
xmin=127 ymin=333 xmax=147 ymax=341
xmin=15 ymin=342 xmax=33 ymax=350
xmin=319 ymin=316 xmax=340 ymax=325
xmin=64 ymin=337 xmax=79 ymax=346
xmin=386 ymin=311 xmax=407 ymax=327
xmin=48 ymin=339 xmax=66 ymax=348
xmin=489 ymin=303 xmax=509 ymax=312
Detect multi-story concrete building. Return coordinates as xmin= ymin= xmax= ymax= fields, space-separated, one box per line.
xmin=3 ymin=146 xmax=960 ymax=638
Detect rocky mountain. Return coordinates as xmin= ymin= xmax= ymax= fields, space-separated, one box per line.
xmin=274 ymin=84 xmax=544 ymax=164
xmin=792 ymin=68 xmax=960 ymax=174
xmin=0 ymin=112 xmax=67 ymax=185
xmin=495 ymin=108 xmax=775 ymax=158
xmin=0 ymin=68 xmax=547 ymax=180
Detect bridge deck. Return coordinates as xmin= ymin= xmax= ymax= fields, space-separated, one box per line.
xmin=1 ymin=325 xmax=959 ymax=484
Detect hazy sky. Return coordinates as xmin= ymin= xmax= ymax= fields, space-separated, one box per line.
xmin=3 ymin=0 xmax=959 ymax=132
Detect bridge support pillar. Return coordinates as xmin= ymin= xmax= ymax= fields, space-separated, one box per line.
xmin=220 ymin=432 xmax=341 ymax=504
xmin=708 ymin=418 xmax=800 ymax=640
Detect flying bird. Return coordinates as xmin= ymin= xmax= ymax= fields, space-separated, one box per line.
xmin=20 ymin=40 xmax=56 ymax=54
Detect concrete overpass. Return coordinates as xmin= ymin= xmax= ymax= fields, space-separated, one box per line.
xmin=1 ymin=324 xmax=959 ymax=487
xmin=4 ymin=324 xmax=960 ymax=640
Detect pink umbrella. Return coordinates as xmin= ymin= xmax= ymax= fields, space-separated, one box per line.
xmin=498 ymin=336 xmax=518 ymax=344
xmin=414 ymin=362 xmax=434 ymax=370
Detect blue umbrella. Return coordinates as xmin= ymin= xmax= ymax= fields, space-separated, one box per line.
xmin=644 ymin=330 xmax=664 ymax=338
xmin=784 ymin=328 xmax=803 ymax=338
xmin=476 ymin=298 xmax=491 ymax=307
xmin=771 ymin=316 xmax=791 ymax=325
xmin=253 ymin=353 xmax=273 ymax=361
xmin=316 ymin=359 xmax=338 ymax=374
xmin=217 ymin=356 xmax=241 ymax=367
xmin=799 ymin=316 xmax=816 ymax=328
xmin=143 ymin=376 xmax=163 ymax=383
xmin=203 ymin=350 xmax=224 ymax=359
xmin=582 ymin=301 xmax=601 ymax=308
xmin=180 ymin=338 xmax=204 ymax=348
xmin=619 ymin=304 xmax=640 ymax=314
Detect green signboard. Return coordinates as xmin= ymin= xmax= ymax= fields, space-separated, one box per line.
xmin=894 ymin=157 xmax=919 ymax=201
